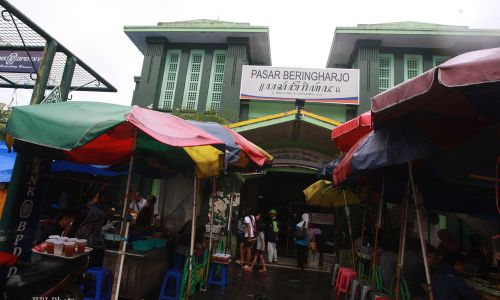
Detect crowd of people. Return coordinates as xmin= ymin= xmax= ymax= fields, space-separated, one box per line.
xmin=374 ymin=229 xmax=499 ymax=300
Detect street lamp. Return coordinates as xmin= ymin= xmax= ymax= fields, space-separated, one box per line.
xmin=295 ymin=99 xmax=305 ymax=119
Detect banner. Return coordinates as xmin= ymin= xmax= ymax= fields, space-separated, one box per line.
xmin=267 ymin=148 xmax=334 ymax=169
xmin=0 ymin=153 xmax=52 ymax=283
xmin=0 ymin=50 xmax=43 ymax=73
xmin=240 ymin=66 xmax=359 ymax=105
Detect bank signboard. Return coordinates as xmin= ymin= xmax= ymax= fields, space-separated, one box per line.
xmin=240 ymin=66 xmax=359 ymax=105
xmin=0 ymin=50 xmax=43 ymax=73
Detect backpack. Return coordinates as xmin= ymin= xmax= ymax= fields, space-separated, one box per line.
xmin=294 ymin=223 xmax=306 ymax=240
xmin=236 ymin=217 xmax=246 ymax=238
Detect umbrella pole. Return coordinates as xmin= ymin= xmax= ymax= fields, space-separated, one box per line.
xmin=111 ymin=145 xmax=135 ymax=300
xmin=343 ymin=191 xmax=356 ymax=268
xmin=409 ymin=162 xmax=434 ymax=300
xmin=395 ymin=180 xmax=410 ymax=300
xmin=359 ymin=204 xmax=367 ymax=265
xmin=226 ymin=192 xmax=234 ymax=252
xmin=203 ymin=177 xmax=217 ymax=291
xmin=186 ymin=177 xmax=199 ymax=300
xmin=371 ymin=177 xmax=385 ymax=285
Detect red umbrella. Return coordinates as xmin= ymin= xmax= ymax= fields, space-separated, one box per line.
xmin=371 ymin=47 xmax=500 ymax=148
xmin=333 ymin=131 xmax=371 ymax=184
xmin=332 ymin=111 xmax=372 ymax=152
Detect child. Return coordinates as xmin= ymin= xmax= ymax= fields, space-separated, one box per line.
xmin=244 ymin=221 xmax=267 ymax=272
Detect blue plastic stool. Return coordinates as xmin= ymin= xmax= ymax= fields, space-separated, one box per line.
xmin=159 ymin=268 xmax=182 ymax=300
xmin=207 ymin=263 xmax=228 ymax=293
xmin=82 ymin=267 xmax=112 ymax=300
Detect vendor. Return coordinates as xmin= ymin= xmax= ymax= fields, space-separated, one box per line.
xmin=36 ymin=210 xmax=75 ymax=244
xmin=135 ymin=195 xmax=156 ymax=227
xmin=432 ymin=252 xmax=481 ymax=300
xmin=129 ymin=192 xmax=147 ymax=214
xmin=76 ymin=189 xmax=109 ymax=245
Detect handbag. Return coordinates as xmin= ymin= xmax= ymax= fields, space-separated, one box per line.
xmin=294 ymin=223 xmax=306 ymax=239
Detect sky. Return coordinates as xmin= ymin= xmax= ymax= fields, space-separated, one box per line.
xmin=1 ymin=0 xmax=500 ymax=107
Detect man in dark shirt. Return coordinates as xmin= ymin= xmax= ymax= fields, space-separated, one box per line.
xmin=432 ymin=252 xmax=480 ymax=300
xmin=37 ymin=211 xmax=75 ymax=244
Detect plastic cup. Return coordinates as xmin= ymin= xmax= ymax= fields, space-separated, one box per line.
xmin=45 ymin=239 xmax=55 ymax=254
xmin=63 ymin=242 xmax=75 ymax=257
xmin=59 ymin=237 xmax=69 ymax=242
xmin=49 ymin=235 xmax=60 ymax=240
xmin=54 ymin=240 xmax=63 ymax=256
xmin=68 ymin=238 xmax=78 ymax=243
xmin=76 ymin=239 xmax=87 ymax=254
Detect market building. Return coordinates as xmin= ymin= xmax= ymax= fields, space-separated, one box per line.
xmin=327 ymin=21 xmax=500 ymax=113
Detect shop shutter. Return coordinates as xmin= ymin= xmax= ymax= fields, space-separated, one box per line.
xmin=378 ymin=54 xmax=394 ymax=93
xmin=404 ymin=54 xmax=423 ymax=81
xmin=158 ymin=49 xmax=181 ymax=110
xmin=182 ymin=50 xmax=205 ymax=110
xmin=433 ymin=55 xmax=450 ymax=67
xmin=206 ymin=50 xmax=227 ymax=112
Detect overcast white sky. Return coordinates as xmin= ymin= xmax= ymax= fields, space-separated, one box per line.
xmin=2 ymin=0 xmax=500 ymax=107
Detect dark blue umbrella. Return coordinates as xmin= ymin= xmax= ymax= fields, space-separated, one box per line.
xmin=334 ymin=124 xmax=432 ymax=184
xmin=187 ymin=121 xmax=241 ymax=163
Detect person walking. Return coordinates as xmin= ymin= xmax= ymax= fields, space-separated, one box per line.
xmin=267 ymin=209 xmax=279 ymax=264
xmin=244 ymin=221 xmax=267 ymax=272
xmin=295 ymin=213 xmax=309 ymax=270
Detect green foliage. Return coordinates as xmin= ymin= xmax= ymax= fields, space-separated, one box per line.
xmin=171 ymin=109 xmax=229 ymax=125
xmin=0 ymin=103 xmax=11 ymax=141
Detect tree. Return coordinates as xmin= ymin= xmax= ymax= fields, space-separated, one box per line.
xmin=0 ymin=103 xmax=12 ymax=141
xmin=171 ymin=109 xmax=229 ymax=125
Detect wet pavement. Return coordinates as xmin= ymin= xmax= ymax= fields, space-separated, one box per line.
xmin=192 ymin=264 xmax=333 ymax=300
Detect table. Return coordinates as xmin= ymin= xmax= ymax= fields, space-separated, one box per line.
xmin=103 ymin=247 xmax=168 ymax=300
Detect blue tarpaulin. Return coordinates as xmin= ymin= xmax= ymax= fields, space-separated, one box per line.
xmin=51 ymin=160 xmax=127 ymax=177
xmin=0 ymin=142 xmax=15 ymax=183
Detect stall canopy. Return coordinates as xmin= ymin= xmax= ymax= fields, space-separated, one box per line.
xmin=332 ymin=111 xmax=372 ymax=152
xmin=372 ymin=47 xmax=500 ymax=149
xmin=7 ymin=102 xmax=226 ymax=178
xmin=333 ymin=125 xmax=432 ymax=185
xmin=303 ymin=179 xmax=360 ymax=208
xmin=187 ymin=120 xmax=272 ymax=170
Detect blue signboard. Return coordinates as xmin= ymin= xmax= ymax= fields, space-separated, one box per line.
xmin=0 ymin=50 xmax=43 ymax=73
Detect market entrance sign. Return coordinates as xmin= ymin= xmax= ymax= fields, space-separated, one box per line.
xmin=240 ymin=66 xmax=359 ymax=105
xmin=0 ymin=50 xmax=43 ymax=73
xmin=267 ymin=148 xmax=334 ymax=169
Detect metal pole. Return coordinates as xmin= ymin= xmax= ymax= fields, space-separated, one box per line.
xmin=371 ymin=177 xmax=385 ymax=284
xmin=408 ymin=162 xmax=434 ymax=300
xmin=30 ymin=40 xmax=57 ymax=105
xmin=395 ymin=181 xmax=410 ymax=300
xmin=186 ymin=177 xmax=199 ymax=300
xmin=203 ymin=177 xmax=217 ymax=291
xmin=111 ymin=147 xmax=135 ymax=300
xmin=343 ymin=191 xmax=356 ymax=268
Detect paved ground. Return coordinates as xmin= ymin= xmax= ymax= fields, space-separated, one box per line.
xmin=192 ymin=263 xmax=333 ymax=300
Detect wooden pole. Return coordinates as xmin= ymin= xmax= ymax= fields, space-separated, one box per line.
xmin=371 ymin=177 xmax=385 ymax=284
xmin=408 ymin=162 xmax=434 ymax=300
xmin=395 ymin=181 xmax=410 ymax=300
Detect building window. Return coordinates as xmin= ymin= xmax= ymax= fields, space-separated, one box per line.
xmin=158 ymin=49 xmax=181 ymax=110
xmin=433 ymin=55 xmax=450 ymax=67
xmin=182 ymin=50 xmax=205 ymax=110
xmin=206 ymin=50 xmax=227 ymax=112
xmin=404 ymin=54 xmax=423 ymax=81
xmin=378 ymin=54 xmax=394 ymax=93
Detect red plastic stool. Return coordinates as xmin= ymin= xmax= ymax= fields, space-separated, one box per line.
xmin=335 ymin=267 xmax=357 ymax=295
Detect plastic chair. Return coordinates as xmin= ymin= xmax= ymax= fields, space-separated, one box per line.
xmin=159 ymin=268 xmax=182 ymax=300
xmin=207 ymin=262 xmax=228 ymax=293
xmin=335 ymin=267 xmax=357 ymax=295
xmin=348 ymin=278 xmax=361 ymax=300
xmin=331 ymin=263 xmax=341 ymax=286
xmin=81 ymin=267 xmax=112 ymax=300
